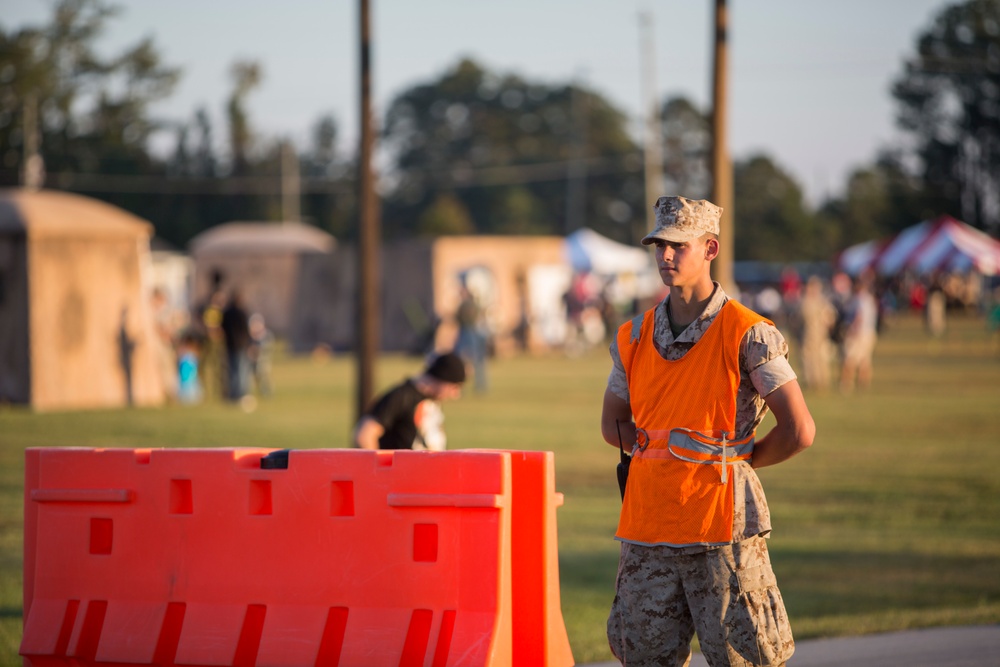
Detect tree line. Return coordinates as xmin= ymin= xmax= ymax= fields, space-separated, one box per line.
xmin=1 ymin=0 xmax=997 ymax=260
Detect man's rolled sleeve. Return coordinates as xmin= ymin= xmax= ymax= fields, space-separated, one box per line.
xmin=607 ymin=338 xmax=630 ymax=402
xmin=743 ymin=321 xmax=797 ymax=397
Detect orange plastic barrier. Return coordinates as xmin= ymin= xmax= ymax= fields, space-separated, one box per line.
xmin=22 ymin=448 xmax=574 ymax=667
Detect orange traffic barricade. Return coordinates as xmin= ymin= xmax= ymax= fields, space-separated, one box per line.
xmin=22 ymin=448 xmax=574 ymax=667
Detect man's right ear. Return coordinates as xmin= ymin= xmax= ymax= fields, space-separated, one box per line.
xmin=704 ymin=237 xmax=720 ymax=261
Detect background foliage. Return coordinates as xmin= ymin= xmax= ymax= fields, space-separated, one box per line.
xmin=2 ymin=0 xmax=998 ymax=255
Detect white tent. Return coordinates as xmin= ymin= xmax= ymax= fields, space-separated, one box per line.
xmin=563 ymin=228 xmax=661 ymax=298
xmin=565 ymin=228 xmax=650 ymax=273
xmin=837 ymin=216 xmax=1000 ymax=277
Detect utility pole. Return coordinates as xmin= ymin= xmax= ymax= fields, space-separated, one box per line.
xmin=564 ymin=73 xmax=588 ymax=234
xmin=280 ymin=139 xmax=300 ymax=222
xmin=710 ymin=0 xmax=736 ymax=295
xmin=21 ymin=93 xmax=44 ymax=191
xmin=639 ymin=11 xmax=664 ymax=245
xmin=356 ymin=0 xmax=380 ymax=422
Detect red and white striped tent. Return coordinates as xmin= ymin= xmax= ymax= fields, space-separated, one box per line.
xmin=837 ymin=215 xmax=1000 ymax=277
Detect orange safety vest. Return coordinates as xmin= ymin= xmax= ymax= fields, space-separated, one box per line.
xmin=615 ymin=299 xmax=769 ymax=546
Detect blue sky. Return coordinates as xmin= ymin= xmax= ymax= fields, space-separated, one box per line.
xmin=5 ymin=0 xmax=956 ymax=205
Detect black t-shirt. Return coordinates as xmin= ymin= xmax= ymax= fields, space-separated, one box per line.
xmin=365 ymin=379 xmax=428 ymax=450
xmin=221 ymin=304 xmax=250 ymax=351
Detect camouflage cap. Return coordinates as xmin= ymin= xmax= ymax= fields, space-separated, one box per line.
xmin=640 ymin=196 xmax=722 ymax=245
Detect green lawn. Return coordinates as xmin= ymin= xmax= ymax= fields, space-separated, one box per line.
xmin=2 ymin=312 xmax=999 ymax=664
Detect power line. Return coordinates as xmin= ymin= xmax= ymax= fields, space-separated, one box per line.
xmin=22 ymin=153 xmax=645 ymax=195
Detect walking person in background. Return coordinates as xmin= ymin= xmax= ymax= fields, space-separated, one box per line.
xmin=798 ymin=276 xmax=837 ymax=391
xmin=221 ymin=289 xmax=252 ymax=404
xmin=353 ymin=352 xmax=466 ymax=451
xmin=839 ymin=272 xmax=879 ymax=393
xmin=925 ymin=276 xmax=947 ymax=339
xmin=117 ymin=307 xmax=136 ymax=407
xmin=176 ymin=332 xmax=203 ymax=404
xmin=197 ymin=287 xmax=227 ymax=401
xmin=455 ymin=284 xmax=488 ymax=392
xmin=600 ymin=196 xmax=815 ymax=666
xmin=248 ymin=313 xmax=274 ymax=398
xmin=150 ymin=287 xmax=178 ymax=402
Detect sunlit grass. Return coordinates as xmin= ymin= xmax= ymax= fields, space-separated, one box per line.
xmin=1 ymin=312 xmax=998 ymax=663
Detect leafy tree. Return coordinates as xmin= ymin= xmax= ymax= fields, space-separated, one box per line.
xmin=817 ymin=153 xmax=947 ymax=251
xmin=891 ymin=0 xmax=1000 ymax=234
xmin=491 ymin=186 xmax=552 ymax=235
xmin=732 ymin=154 xmax=823 ymax=261
xmin=227 ymin=59 xmax=262 ymax=177
xmin=822 ymin=167 xmax=893 ymax=249
xmin=659 ymin=96 xmax=711 ymax=199
xmin=415 ymin=192 xmax=474 ymax=236
xmin=871 ymin=153 xmax=949 ymax=232
xmin=303 ymin=114 xmax=338 ymax=178
xmin=299 ymin=113 xmax=356 ymax=240
xmin=167 ymin=107 xmax=218 ymax=179
xmin=0 ymin=1 xmax=356 ymax=249
xmin=0 ymin=0 xmax=178 ymax=182
xmin=380 ymin=58 xmax=643 ymax=241
xmin=192 ymin=108 xmax=217 ymax=178
xmin=83 ymin=37 xmax=179 ymax=170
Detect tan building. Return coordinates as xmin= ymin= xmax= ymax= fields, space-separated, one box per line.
xmin=0 ymin=189 xmax=166 ymax=410
xmin=195 ymin=231 xmax=602 ymax=356
xmin=420 ymin=235 xmax=571 ymax=356
xmin=317 ymin=236 xmax=571 ymax=355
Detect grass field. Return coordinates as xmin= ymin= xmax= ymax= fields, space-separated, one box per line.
xmin=1 ymin=311 xmax=999 ymax=664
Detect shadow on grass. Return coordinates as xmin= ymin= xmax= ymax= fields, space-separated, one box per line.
xmin=559 ymin=548 xmax=619 ymax=590
xmin=772 ymin=546 xmax=1000 ymax=620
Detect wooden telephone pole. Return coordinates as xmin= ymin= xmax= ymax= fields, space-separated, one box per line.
xmin=710 ymin=0 xmax=736 ymax=295
xmin=356 ymin=0 xmax=380 ymax=421
xmin=640 ymin=12 xmax=664 ymax=245
xmin=280 ymin=139 xmax=300 ymax=222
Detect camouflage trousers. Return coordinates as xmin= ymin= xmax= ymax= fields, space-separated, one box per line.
xmin=606 ymin=536 xmax=794 ymax=666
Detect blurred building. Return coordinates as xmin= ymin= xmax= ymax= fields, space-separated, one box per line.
xmin=0 ymin=189 xmax=166 ymax=410
xmin=315 ymin=236 xmax=570 ymax=356
xmin=149 ymin=237 xmax=194 ymax=318
xmin=397 ymin=235 xmax=571 ymax=356
xmin=300 ymin=232 xmax=667 ymax=357
xmin=188 ymin=221 xmax=337 ymax=350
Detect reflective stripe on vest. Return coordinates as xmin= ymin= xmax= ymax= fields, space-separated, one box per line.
xmin=614 ymin=299 xmax=770 ymax=546
xmin=635 ymin=428 xmax=754 ymax=484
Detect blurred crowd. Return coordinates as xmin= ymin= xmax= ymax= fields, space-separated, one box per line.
xmin=145 ymin=265 xmax=1000 ymax=407
xmin=743 ymin=267 xmax=999 ymax=393
xmin=556 ymin=263 xmax=999 ymax=393
xmin=150 ymin=285 xmax=273 ymax=410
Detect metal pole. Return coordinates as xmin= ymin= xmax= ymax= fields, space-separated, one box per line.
xmin=565 ymin=78 xmax=588 ymax=234
xmin=356 ymin=0 xmax=380 ymax=421
xmin=710 ymin=0 xmax=736 ymax=295
xmin=280 ymin=139 xmax=300 ymax=222
xmin=639 ymin=11 xmax=664 ymax=245
xmin=22 ymin=93 xmax=44 ymax=190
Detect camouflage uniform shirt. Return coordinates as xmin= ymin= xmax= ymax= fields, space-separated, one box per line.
xmin=607 ymin=283 xmax=797 ymax=554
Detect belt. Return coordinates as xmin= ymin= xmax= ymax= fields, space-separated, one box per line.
xmin=633 ymin=427 xmax=754 ymax=483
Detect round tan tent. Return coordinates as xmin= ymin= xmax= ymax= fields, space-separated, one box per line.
xmin=189 ymin=221 xmax=336 ymax=348
xmin=0 ymin=189 xmax=166 ymax=410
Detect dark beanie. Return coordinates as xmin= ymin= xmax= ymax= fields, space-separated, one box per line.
xmin=425 ymin=352 xmax=466 ymax=384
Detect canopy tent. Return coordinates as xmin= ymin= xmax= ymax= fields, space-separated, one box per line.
xmin=0 ymin=189 xmax=167 ymax=410
xmin=563 ymin=228 xmax=662 ymax=298
xmin=565 ymin=227 xmax=651 ymax=274
xmin=837 ymin=216 xmax=1000 ymax=277
xmin=188 ymin=221 xmax=336 ymax=347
